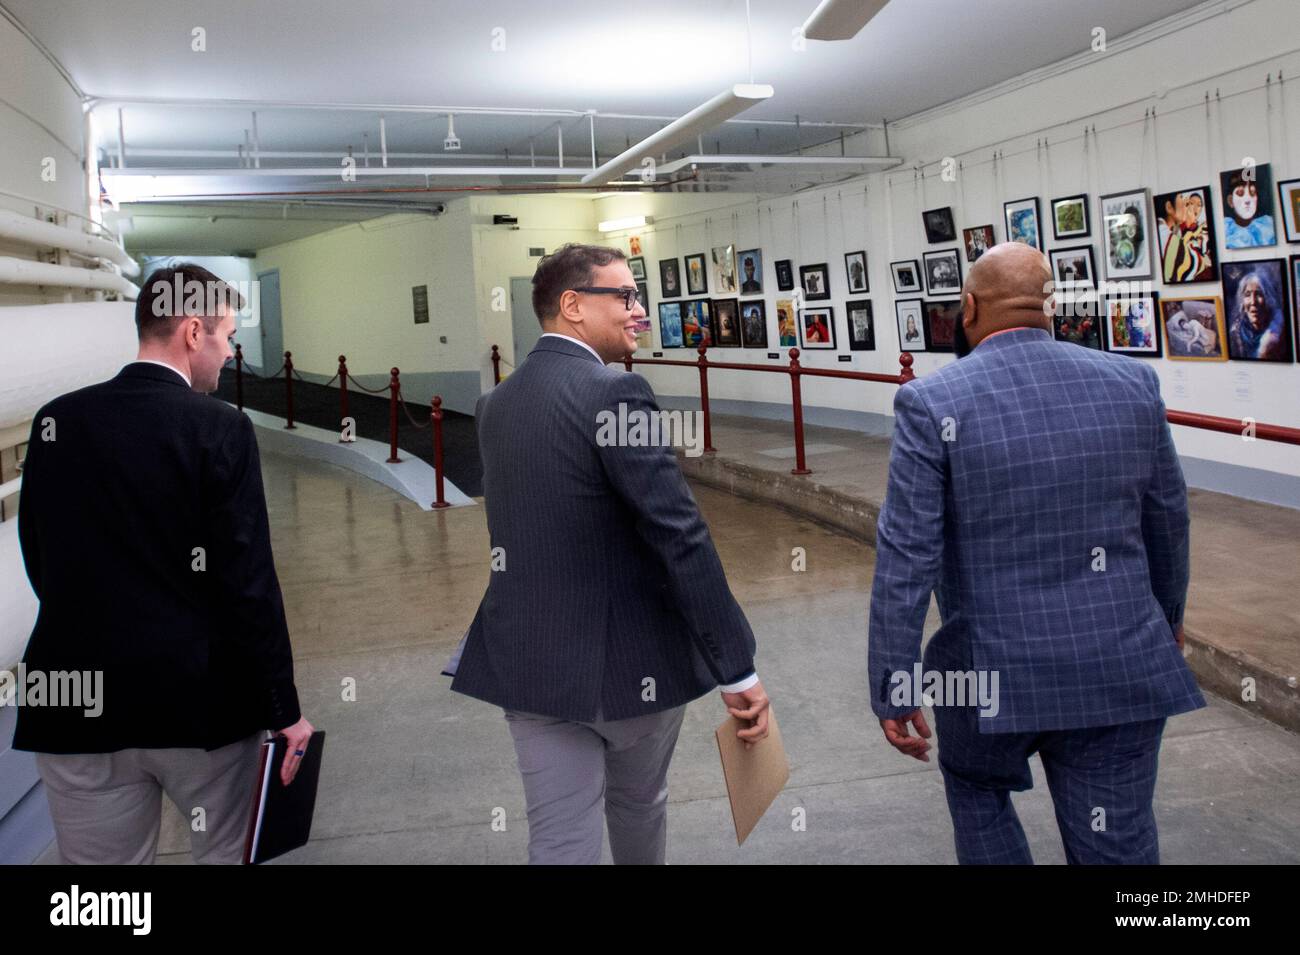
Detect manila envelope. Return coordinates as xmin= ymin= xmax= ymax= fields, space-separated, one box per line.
xmin=715 ymin=708 xmax=789 ymax=845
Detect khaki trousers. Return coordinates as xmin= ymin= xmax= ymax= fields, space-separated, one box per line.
xmin=36 ymin=732 xmax=264 ymax=864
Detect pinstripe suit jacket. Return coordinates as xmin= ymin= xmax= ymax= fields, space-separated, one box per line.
xmin=451 ymin=335 xmax=756 ymax=721
xmin=868 ymin=327 xmax=1205 ymax=733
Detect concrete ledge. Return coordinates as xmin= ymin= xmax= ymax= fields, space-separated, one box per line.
xmin=1183 ymin=635 xmax=1299 ymax=735
xmin=237 ymin=406 xmax=476 ymax=511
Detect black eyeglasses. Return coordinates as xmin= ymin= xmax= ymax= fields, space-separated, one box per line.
xmin=571 ymin=286 xmax=640 ymax=310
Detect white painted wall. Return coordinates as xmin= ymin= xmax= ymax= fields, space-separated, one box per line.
xmin=596 ymin=0 xmax=1300 ymax=487
xmin=0 ymin=14 xmax=95 ymax=307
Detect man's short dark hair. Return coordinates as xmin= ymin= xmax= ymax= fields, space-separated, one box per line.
xmin=531 ymin=243 xmax=626 ymax=326
xmin=135 ymin=264 xmax=244 ymax=341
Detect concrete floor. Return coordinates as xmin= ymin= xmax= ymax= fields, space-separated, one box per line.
xmin=80 ymin=449 xmax=1300 ymax=865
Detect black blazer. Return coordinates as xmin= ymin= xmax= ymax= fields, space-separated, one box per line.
xmin=14 ymin=362 xmax=301 ymax=753
xmin=450 ymin=336 xmax=756 ymax=721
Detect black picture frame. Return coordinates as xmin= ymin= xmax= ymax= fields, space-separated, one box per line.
xmin=635 ymin=281 xmax=649 ymax=312
xmin=922 ymin=299 xmax=961 ymax=352
xmin=1054 ymin=293 xmax=1103 ymax=350
xmin=1051 ymin=194 xmax=1090 ymax=240
xmin=1102 ymin=293 xmax=1163 ymax=357
xmin=890 ymin=259 xmax=922 ymax=294
xmin=740 ymin=300 xmax=768 ymax=349
xmin=1049 ymin=245 xmax=1097 ymax=290
xmin=799 ymin=263 xmax=830 ymax=301
xmin=962 ymin=225 xmax=995 ymax=263
xmin=844 ymin=250 xmax=869 ymax=294
xmin=896 ymin=299 xmax=926 ymax=352
xmin=1221 ymin=257 xmax=1294 ymax=362
xmin=658 ymin=301 xmax=684 ymax=348
xmin=846 ymin=299 xmax=875 ymax=351
xmin=1152 ymin=186 xmax=1220 ymax=284
xmin=1004 ymin=196 xmax=1043 ymax=250
xmin=627 ymin=256 xmax=646 ymax=281
xmin=923 ymin=248 xmax=963 ymax=296
xmin=799 ymin=305 xmax=836 ymax=349
xmin=712 ymin=298 xmax=742 ymax=347
xmin=775 ymin=259 xmax=794 ymax=290
xmin=658 ymin=257 xmax=682 ymax=298
xmin=923 ymin=206 xmax=957 ymax=243
xmin=737 ymin=248 xmax=763 ymax=295
xmin=684 ymin=253 xmax=708 ymax=295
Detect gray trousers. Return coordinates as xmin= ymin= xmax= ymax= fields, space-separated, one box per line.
xmin=35 ymin=732 xmax=264 ymax=864
xmin=504 ymin=705 xmax=687 ymax=865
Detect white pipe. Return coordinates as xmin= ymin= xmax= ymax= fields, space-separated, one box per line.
xmin=117 ymin=107 xmax=126 ymax=168
xmin=0 ymin=257 xmax=138 ymax=298
xmin=0 ymin=209 xmax=139 ymax=276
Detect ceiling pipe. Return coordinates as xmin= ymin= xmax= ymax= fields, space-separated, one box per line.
xmin=0 ymin=257 xmax=139 ymax=298
xmin=802 ymin=0 xmax=892 ymax=40
xmin=0 ymin=209 xmax=140 ymax=276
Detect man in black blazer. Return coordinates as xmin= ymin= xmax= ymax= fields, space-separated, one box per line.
xmin=450 ymin=243 xmax=769 ymax=864
xmin=14 ymin=264 xmax=313 ymax=864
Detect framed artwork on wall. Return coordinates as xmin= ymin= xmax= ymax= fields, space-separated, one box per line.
xmin=711 ymin=244 xmax=738 ymax=295
xmin=1220 ymin=162 xmax=1276 ymax=249
xmin=844 ymin=250 xmax=869 ymax=293
xmin=896 ymin=299 xmax=926 ymax=352
xmin=737 ymin=248 xmax=763 ymax=295
xmin=799 ymin=263 xmax=831 ymax=301
xmin=1049 ymin=245 xmax=1097 ymax=289
xmin=712 ymin=298 xmax=742 ymax=346
xmin=891 ymin=259 xmax=922 ymax=294
xmin=923 ymin=206 xmax=957 ymax=243
xmin=1160 ymin=296 xmax=1227 ymax=360
xmin=774 ymin=259 xmax=795 ymax=290
xmin=740 ymin=300 xmax=768 ymax=348
xmin=1103 ymin=294 xmax=1162 ymax=357
xmin=1221 ymin=258 xmax=1293 ymax=362
xmin=1051 ymin=194 xmax=1090 ymax=239
xmin=962 ymin=225 xmax=995 ymax=262
xmin=1153 ymin=185 xmax=1219 ymax=284
xmin=684 ymin=253 xmax=708 ymax=295
xmin=627 ymin=256 xmax=646 ymax=281
xmin=776 ymin=298 xmax=798 ymax=346
xmin=658 ymin=302 xmax=683 ymax=348
xmin=923 ymin=300 xmax=961 ymax=352
xmin=1098 ymin=188 xmax=1153 ymax=282
xmin=658 ymin=258 xmax=682 ymax=298
xmin=1004 ymin=197 xmax=1042 ymax=250
xmin=1278 ymin=178 xmax=1300 ymax=243
xmin=800 ymin=306 xmax=836 ymax=348
xmin=1053 ymin=294 xmax=1102 ymax=350
xmin=681 ymin=298 xmax=712 ymax=346
xmin=846 ymin=299 xmax=875 ymax=351
xmin=923 ymin=249 xmax=962 ymax=296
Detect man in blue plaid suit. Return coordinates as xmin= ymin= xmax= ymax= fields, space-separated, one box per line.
xmin=868 ymin=242 xmax=1205 ymax=864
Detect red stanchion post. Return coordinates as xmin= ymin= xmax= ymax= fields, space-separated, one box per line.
xmin=387 ymin=367 xmax=401 ymax=463
xmin=623 ymin=355 xmax=633 ymax=371
xmin=899 ymin=352 xmax=915 ymax=384
xmin=491 ymin=344 xmax=501 ymax=386
xmin=431 ymin=395 xmax=449 ymax=509
xmin=788 ymin=347 xmax=811 ymax=476
xmin=234 ymin=343 xmax=244 ymax=412
xmin=697 ymin=344 xmax=716 ymax=454
xmin=338 ymin=355 xmax=350 ymax=438
xmin=283 ymin=350 xmax=296 ymax=429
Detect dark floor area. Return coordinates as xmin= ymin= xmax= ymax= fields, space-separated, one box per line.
xmin=215 ymin=366 xmax=484 ymax=497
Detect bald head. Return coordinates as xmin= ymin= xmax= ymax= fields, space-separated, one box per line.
xmin=961 ymin=242 xmax=1054 ymax=349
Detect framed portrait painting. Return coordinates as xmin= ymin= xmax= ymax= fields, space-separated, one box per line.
xmin=800 ymin=306 xmax=836 ymax=349
xmin=923 ymin=206 xmax=957 ymax=243
xmin=844 ymin=250 xmax=869 ymax=294
xmin=712 ymin=298 xmax=742 ymax=347
xmin=740 ymin=300 xmax=768 ymax=349
xmin=658 ymin=257 xmax=682 ymax=298
xmin=1221 ymin=258 xmax=1293 ymax=362
xmin=737 ymin=248 xmax=763 ymax=295
xmin=846 ymin=299 xmax=875 ymax=351
xmin=776 ymin=298 xmax=798 ymax=346
xmin=1220 ymin=162 xmax=1276 ymax=249
xmin=1278 ymin=178 xmax=1300 ymax=243
xmin=684 ymin=253 xmax=708 ymax=295
xmin=962 ymin=225 xmax=995 ymax=262
xmin=896 ymin=299 xmax=926 ymax=352
xmin=1153 ymin=186 xmax=1218 ymax=284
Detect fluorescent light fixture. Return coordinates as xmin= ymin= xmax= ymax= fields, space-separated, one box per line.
xmin=802 ymin=0 xmax=891 ymax=41
xmin=580 ymin=84 xmax=773 ymax=186
xmin=597 ymin=214 xmax=654 ymax=233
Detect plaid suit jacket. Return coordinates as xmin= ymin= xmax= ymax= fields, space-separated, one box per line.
xmin=868 ymin=327 xmax=1205 ymax=733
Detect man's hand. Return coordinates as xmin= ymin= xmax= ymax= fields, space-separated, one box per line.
xmin=880 ymin=709 xmax=932 ymax=762
xmin=721 ymin=682 xmax=770 ymax=751
xmin=1173 ymin=624 xmax=1185 ymax=651
xmin=274 ymin=716 xmax=315 ymax=786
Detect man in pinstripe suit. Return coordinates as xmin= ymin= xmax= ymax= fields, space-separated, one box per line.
xmin=450 ymin=244 xmax=769 ymax=865
xmin=868 ymin=242 xmax=1204 ymax=864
